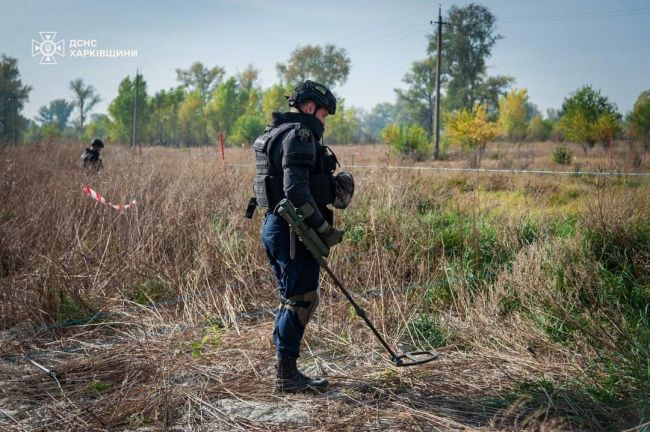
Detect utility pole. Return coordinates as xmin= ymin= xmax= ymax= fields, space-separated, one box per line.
xmin=433 ymin=5 xmax=448 ymax=160
xmin=132 ymin=69 xmax=139 ymax=151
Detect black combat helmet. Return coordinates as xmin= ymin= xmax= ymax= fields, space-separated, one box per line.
xmin=287 ymin=80 xmax=337 ymax=115
xmin=90 ymin=138 xmax=104 ymax=148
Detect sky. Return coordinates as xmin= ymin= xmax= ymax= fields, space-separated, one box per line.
xmin=2 ymin=0 xmax=649 ymax=121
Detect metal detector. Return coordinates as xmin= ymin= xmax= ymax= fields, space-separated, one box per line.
xmin=275 ymin=199 xmax=439 ymax=367
xmin=27 ymin=357 xmax=63 ymax=381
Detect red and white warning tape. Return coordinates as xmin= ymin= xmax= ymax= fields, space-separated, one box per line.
xmin=82 ymin=186 xmax=136 ymax=210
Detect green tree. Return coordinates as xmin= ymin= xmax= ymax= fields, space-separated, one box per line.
xmin=476 ymin=75 xmax=515 ymax=118
xmin=39 ymin=122 xmax=61 ymax=140
xmin=83 ymin=114 xmax=112 ymax=142
xmin=276 ymin=44 xmax=351 ymax=88
xmin=108 ymin=74 xmax=149 ymax=144
xmin=392 ymin=96 xmax=417 ymax=125
xmin=361 ymin=102 xmax=395 ymax=143
xmin=395 ymin=57 xmax=436 ymax=137
xmin=498 ymin=88 xmax=529 ymax=142
xmin=526 ymin=115 xmax=552 ymax=142
xmin=147 ymin=87 xmax=186 ymax=147
xmin=178 ymin=92 xmax=208 ymax=146
xmin=231 ymin=114 xmax=265 ymax=146
xmin=176 ymin=62 xmax=225 ymax=103
xmin=0 ymin=55 xmax=32 ymax=143
xmin=326 ymin=99 xmax=361 ymax=145
xmin=36 ymin=99 xmax=74 ymax=132
xmin=429 ymin=4 xmax=506 ymax=111
xmin=546 ymin=108 xmax=563 ymax=142
xmin=526 ymin=101 xmax=542 ymax=120
xmin=627 ymin=89 xmax=650 ymax=149
xmin=24 ymin=119 xmax=61 ymax=142
xmin=559 ymin=85 xmax=620 ymax=154
xmin=237 ymin=65 xmax=262 ymax=115
xmin=262 ymin=83 xmax=289 ymax=123
xmin=561 ymin=110 xmax=593 ymax=150
xmin=23 ymin=120 xmax=42 ymax=142
xmin=69 ymin=78 xmax=101 ymax=131
xmin=205 ymin=77 xmax=244 ymax=141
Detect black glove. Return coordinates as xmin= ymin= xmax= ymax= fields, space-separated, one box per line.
xmin=316 ymin=221 xmax=344 ymax=248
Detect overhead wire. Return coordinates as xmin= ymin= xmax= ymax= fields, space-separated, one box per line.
xmin=499 ymin=6 xmax=650 ymax=24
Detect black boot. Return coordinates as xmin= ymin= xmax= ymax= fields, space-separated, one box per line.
xmin=275 ymin=356 xmax=329 ymax=393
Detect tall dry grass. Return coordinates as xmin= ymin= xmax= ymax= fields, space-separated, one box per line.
xmin=0 ymin=140 xmax=648 ymax=430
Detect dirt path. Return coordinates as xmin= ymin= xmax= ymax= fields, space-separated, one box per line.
xmin=1 ymin=308 xmax=566 ymax=431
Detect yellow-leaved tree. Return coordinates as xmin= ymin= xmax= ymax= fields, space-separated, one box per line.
xmin=594 ymin=112 xmax=622 ymax=150
xmin=498 ymin=88 xmax=529 ymax=142
xmin=262 ymin=83 xmax=289 ymax=124
xmin=445 ymin=104 xmax=501 ymax=166
xmin=178 ymin=92 xmax=208 ymax=147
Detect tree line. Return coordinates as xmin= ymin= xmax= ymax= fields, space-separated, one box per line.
xmin=1 ymin=3 xmax=649 ymax=153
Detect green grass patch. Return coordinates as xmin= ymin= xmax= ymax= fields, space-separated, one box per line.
xmin=528 ymin=305 xmax=575 ymax=344
xmin=548 ymin=188 xmax=582 ymax=206
xmin=488 ymin=377 xmax=642 ymax=430
xmin=447 ymin=176 xmax=474 ymax=192
xmin=89 ymin=380 xmax=113 ymax=393
xmin=126 ymin=279 xmax=173 ymax=306
xmin=498 ymin=287 xmax=523 ymax=316
xmin=407 ymin=313 xmax=448 ymax=349
xmin=549 ymin=214 xmax=578 ymax=238
xmin=54 ymin=291 xmax=96 ymax=324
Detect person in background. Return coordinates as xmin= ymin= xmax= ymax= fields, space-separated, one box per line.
xmin=80 ymin=138 xmax=104 ymax=171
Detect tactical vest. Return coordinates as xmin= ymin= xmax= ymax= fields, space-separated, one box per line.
xmin=252 ymin=122 xmax=338 ymax=210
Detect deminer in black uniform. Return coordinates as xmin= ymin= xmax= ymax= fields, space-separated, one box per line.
xmin=80 ymin=138 xmax=104 ymax=170
xmin=250 ymin=80 xmax=355 ymax=392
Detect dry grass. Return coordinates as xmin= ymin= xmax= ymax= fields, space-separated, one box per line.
xmin=0 ymin=140 xmax=648 ymax=431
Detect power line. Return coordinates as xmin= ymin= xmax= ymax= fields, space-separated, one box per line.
xmin=330 ymin=5 xmax=433 ymax=47
xmin=500 ymin=6 xmax=650 ymax=24
xmin=346 ymin=6 xmax=650 ymax=57
xmin=347 ymin=27 xmax=430 ymax=55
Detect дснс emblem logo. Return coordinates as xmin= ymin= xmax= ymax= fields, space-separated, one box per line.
xmin=31 ymin=32 xmax=65 ymax=65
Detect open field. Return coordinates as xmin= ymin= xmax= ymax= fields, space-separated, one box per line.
xmin=1 ymin=140 xmax=649 ymax=431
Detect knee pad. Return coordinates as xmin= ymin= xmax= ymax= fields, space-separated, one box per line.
xmin=280 ymin=290 xmax=319 ymax=328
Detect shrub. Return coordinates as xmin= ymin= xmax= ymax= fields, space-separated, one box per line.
xmin=553 ymin=145 xmax=572 ymax=165
xmin=380 ymin=123 xmax=429 ymax=160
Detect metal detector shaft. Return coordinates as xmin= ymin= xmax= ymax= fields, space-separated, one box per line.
xmin=320 ymin=259 xmax=438 ymax=367
xmin=27 ymin=357 xmax=62 ymax=381
xmin=319 ymin=261 xmax=399 ymax=361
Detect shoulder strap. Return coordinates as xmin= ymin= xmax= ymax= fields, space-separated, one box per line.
xmin=256 ymin=123 xmax=298 ymax=175
xmin=252 ymin=123 xmax=295 ymax=153
xmin=268 ymin=123 xmax=296 ymax=147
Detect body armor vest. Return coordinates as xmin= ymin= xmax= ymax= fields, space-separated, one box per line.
xmin=253 ymin=122 xmax=338 ymax=210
